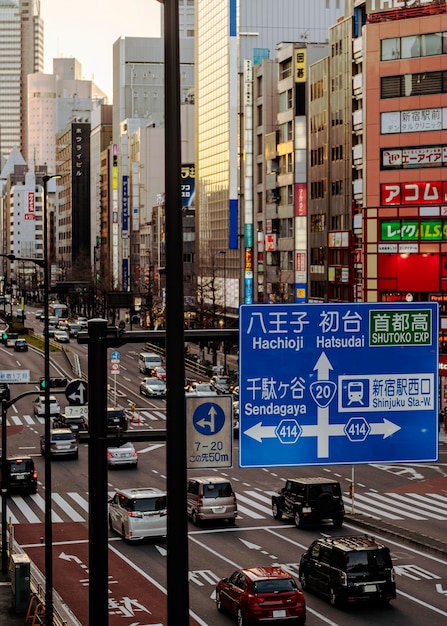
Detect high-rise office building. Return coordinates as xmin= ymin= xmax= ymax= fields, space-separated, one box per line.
xmin=0 ymin=0 xmax=43 ymax=167
xmin=195 ymin=0 xmax=344 ymax=314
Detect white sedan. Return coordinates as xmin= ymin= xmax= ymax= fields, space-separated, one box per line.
xmin=185 ymin=382 xmax=218 ymax=397
xmin=54 ymin=330 xmax=70 ymax=343
xmin=107 ymin=442 xmax=138 ymax=468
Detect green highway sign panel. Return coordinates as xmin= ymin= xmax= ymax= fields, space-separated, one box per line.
xmin=369 ymin=308 xmax=432 ymax=345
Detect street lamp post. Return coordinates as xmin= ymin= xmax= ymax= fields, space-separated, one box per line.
xmin=43 ymin=174 xmax=59 ymax=625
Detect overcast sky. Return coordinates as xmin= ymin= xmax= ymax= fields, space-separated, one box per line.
xmin=41 ymin=0 xmax=162 ymax=99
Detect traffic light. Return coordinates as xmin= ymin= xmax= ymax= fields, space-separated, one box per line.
xmin=0 ymin=383 xmax=10 ymax=401
xmin=1 ymin=332 xmax=8 ymax=345
xmin=39 ymin=377 xmax=68 ymax=390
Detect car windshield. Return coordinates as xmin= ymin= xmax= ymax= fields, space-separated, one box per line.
xmin=345 ymin=549 xmax=392 ymax=572
xmin=308 ymin=483 xmax=340 ymax=498
xmin=252 ymin=578 xmax=297 ymax=593
xmin=196 ymin=384 xmax=212 ymax=392
xmin=52 ymin=433 xmax=73 ymax=441
xmin=147 ymin=379 xmax=164 ymax=386
xmin=203 ymin=483 xmax=232 ymax=498
xmin=9 ymin=460 xmax=32 ymax=472
xmin=131 ymin=496 xmax=167 ymax=512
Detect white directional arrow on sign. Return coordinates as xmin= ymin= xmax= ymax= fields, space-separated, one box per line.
xmin=196 ymin=405 xmax=217 ymax=432
xmin=67 ymin=381 xmax=87 ymax=405
xmin=244 ymin=418 xmax=401 ymax=443
xmin=369 ymin=418 xmax=401 ymax=438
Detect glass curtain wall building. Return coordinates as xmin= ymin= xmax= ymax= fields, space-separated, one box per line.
xmin=0 ymin=0 xmax=43 ymax=167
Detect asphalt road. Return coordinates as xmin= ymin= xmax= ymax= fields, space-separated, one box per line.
xmin=1 ymin=307 xmax=447 ymax=625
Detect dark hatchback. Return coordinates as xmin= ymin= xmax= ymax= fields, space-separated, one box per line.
xmin=0 ymin=456 xmax=38 ymax=494
xmin=14 ymin=339 xmax=28 ymax=352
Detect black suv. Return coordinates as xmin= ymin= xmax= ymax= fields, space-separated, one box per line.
xmin=299 ymin=535 xmax=396 ymax=607
xmin=272 ymin=477 xmax=345 ymax=527
xmin=0 ymin=383 xmax=10 ymax=402
xmin=0 ymin=456 xmax=38 ymax=494
xmin=107 ymin=408 xmax=128 ymax=432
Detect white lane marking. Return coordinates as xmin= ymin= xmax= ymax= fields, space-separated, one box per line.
xmin=68 ymin=492 xmax=89 ymax=512
xmin=11 ymin=496 xmax=40 ymax=523
xmin=52 ymin=493 xmax=85 ymax=522
xmin=32 ymin=492 xmax=63 ymax=523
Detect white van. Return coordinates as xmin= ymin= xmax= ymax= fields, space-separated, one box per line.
xmin=138 ymin=352 xmax=162 ymax=374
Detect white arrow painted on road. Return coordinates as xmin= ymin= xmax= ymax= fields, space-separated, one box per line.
xmin=436 ymin=583 xmax=447 ymax=595
xmin=59 ymin=552 xmax=83 ymax=564
xmin=239 ymin=538 xmax=262 ymax=550
xmin=155 ymin=544 xmax=167 ymax=556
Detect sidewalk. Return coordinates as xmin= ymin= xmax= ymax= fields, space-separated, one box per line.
xmin=0 ymin=572 xmax=27 ymax=625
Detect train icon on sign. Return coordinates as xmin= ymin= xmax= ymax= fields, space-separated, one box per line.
xmin=340 ymin=379 xmax=370 ymax=409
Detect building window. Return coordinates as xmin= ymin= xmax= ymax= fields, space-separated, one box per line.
xmin=382 ymin=71 xmax=446 ymax=99
xmin=280 ymin=217 xmax=293 ymax=238
xmin=279 ymin=58 xmax=292 ymax=80
xmin=331 ymin=180 xmax=343 ymax=196
xmin=310 ymin=280 xmax=326 ymax=300
xmin=311 ymin=247 xmax=325 ymax=265
xmin=280 ymin=251 xmax=294 ymax=270
xmin=310 ymin=214 xmax=326 ymax=232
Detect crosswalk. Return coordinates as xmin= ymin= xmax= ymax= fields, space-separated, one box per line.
xmin=6 ymin=409 xmax=167 ymax=428
xmin=2 ymin=487 xmax=447 ymax=526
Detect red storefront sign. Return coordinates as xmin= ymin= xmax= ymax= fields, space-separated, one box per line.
xmin=381 ymin=181 xmax=447 ymax=205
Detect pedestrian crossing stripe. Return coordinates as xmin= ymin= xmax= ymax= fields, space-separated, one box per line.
xmin=2 ymin=489 xmax=447 ymax=525
xmin=7 ymin=411 xmax=168 ymax=428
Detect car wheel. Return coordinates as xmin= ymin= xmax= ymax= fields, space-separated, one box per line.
xmin=299 ymin=571 xmax=308 ymax=591
xmin=192 ymin=510 xmax=200 ymax=526
xmin=272 ymin=501 xmax=283 ymax=520
xmin=215 ymin=590 xmax=223 ymax=612
xmin=237 ymin=607 xmax=245 ymax=626
xmin=333 ymin=514 xmax=344 ymax=528
xmin=73 ymin=451 xmax=79 ymax=460
xmin=121 ymin=524 xmax=127 ymax=541
xmin=227 ymin=517 xmax=235 ymax=525
xmin=328 ymin=586 xmax=339 ymax=607
xmin=294 ymin=510 xmax=303 ymax=527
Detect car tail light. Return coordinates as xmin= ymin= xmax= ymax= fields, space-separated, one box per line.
xmin=128 ymin=511 xmax=143 ymax=518
xmin=197 ymin=494 xmax=203 ymax=507
xmin=133 ymin=451 xmax=138 ymax=457
xmin=107 ymin=451 xmax=112 ymax=459
xmin=246 ymin=593 xmax=264 ymax=606
xmin=32 ymin=470 xmax=37 ymax=480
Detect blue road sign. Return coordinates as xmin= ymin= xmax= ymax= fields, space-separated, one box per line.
xmin=186 ymin=396 xmax=232 ymax=469
xmin=239 ymin=302 xmax=439 ymax=468
xmin=65 ymin=379 xmax=88 ymax=406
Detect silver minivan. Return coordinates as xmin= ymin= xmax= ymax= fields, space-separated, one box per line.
xmin=187 ymin=476 xmax=238 ymax=525
xmin=138 ymin=352 xmax=162 ymax=374
xmin=108 ymin=487 xmax=167 ymax=541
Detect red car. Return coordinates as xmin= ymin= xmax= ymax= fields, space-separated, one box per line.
xmin=216 ymin=566 xmax=306 ymax=625
xmin=150 ymin=366 xmax=166 ymax=381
